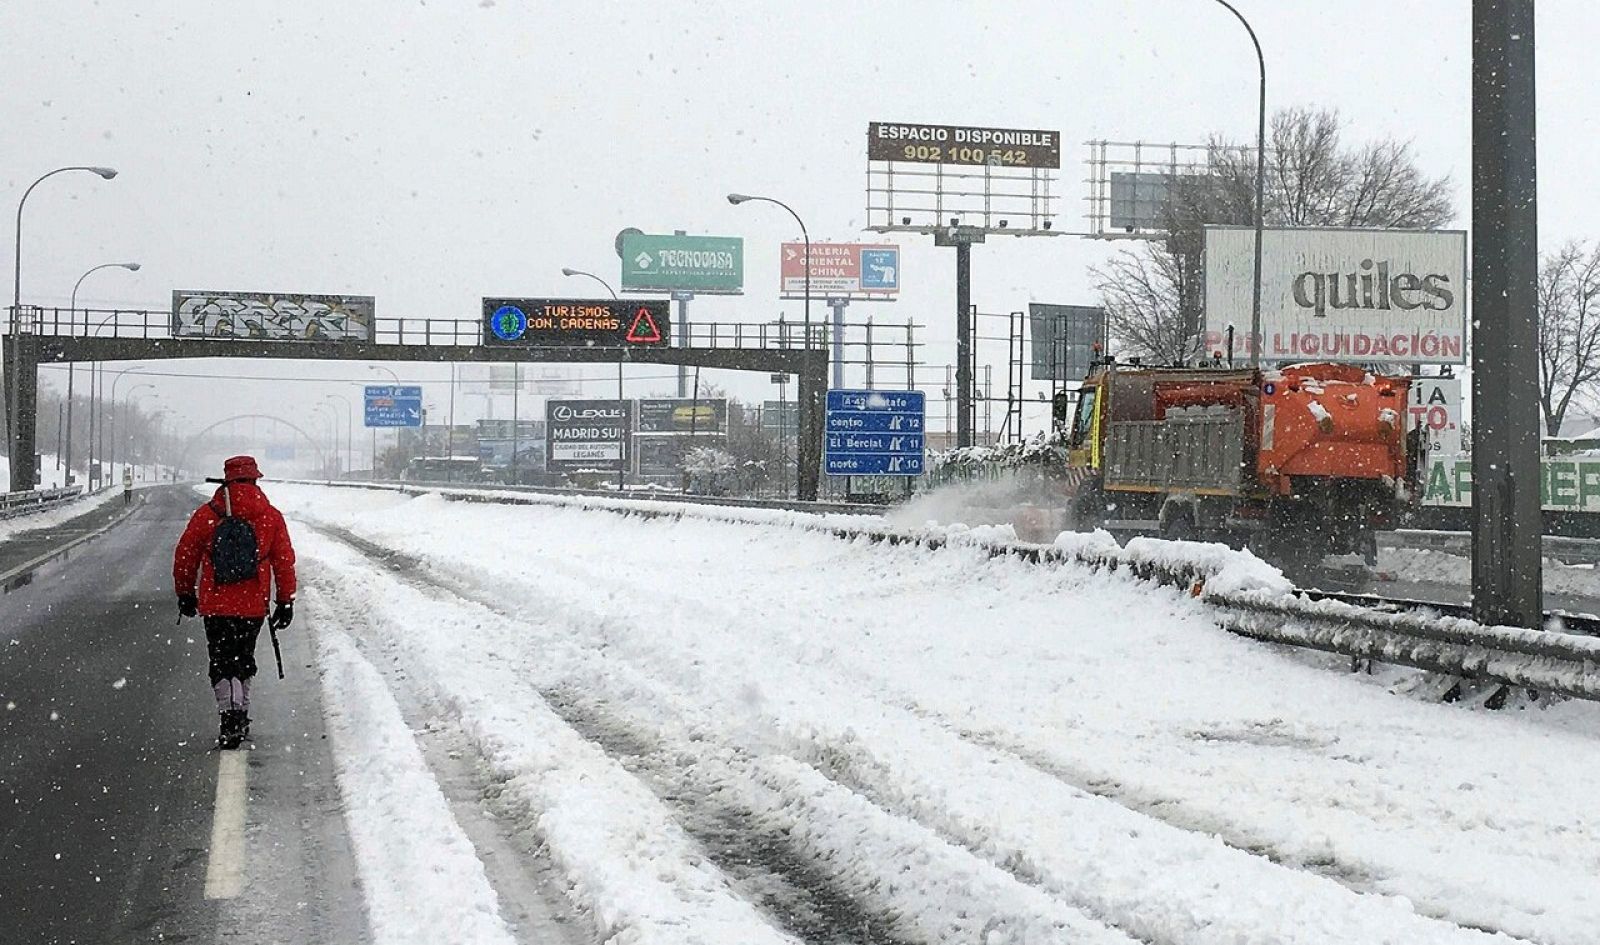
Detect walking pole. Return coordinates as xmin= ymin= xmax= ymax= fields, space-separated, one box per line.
xmin=268 ymin=624 xmax=285 ymax=679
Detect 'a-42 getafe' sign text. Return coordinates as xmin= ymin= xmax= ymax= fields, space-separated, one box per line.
xmin=482 ymin=298 xmax=670 ymax=347
xmin=825 ymin=389 xmax=926 ymax=476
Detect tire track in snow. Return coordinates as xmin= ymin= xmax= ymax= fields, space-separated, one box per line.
xmin=310 ymin=523 xmax=1138 ymax=945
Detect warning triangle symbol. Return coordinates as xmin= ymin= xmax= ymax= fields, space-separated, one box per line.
xmin=626 ymin=307 xmax=663 ymax=343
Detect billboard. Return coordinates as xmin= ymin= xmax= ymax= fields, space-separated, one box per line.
xmin=1028 ymin=304 xmax=1105 ymax=381
xmin=545 ymin=399 xmax=632 ymax=473
xmin=171 ymin=290 xmax=374 ymax=341
xmin=620 ymin=232 xmax=743 ymax=294
xmin=476 ymin=419 xmax=544 ymax=469
xmin=1425 ymin=453 xmax=1600 ymax=512
xmin=1409 ymin=377 xmax=1463 ymax=456
xmin=761 ymin=400 xmax=799 ymax=436
xmin=482 ymin=298 xmax=670 ymax=348
xmin=868 ymin=122 xmax=1061 ymax=169
xmin=780 ymin=243 xmax=899 ymax=299
xmin=1202 ymin=226 xmax=1468 ymax=364
xmin=637 ymin=398 xmax=728 ymax=434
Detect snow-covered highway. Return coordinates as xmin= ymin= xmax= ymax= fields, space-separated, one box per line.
xmin=272 ymin=483 xmax=1600 ymax=945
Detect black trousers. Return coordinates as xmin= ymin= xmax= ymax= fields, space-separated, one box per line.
xmin=204 ymin=616 xmax=264 ymax=685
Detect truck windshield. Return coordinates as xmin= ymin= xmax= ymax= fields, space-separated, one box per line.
xmin=1069 ymin=388 xmax=1097 ymax=448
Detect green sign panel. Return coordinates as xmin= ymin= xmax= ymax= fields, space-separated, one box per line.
xmin=621 ymin=232 xmax=744 ymax=295
xmin=1425 ymin=453 xmax=1600 ymax=512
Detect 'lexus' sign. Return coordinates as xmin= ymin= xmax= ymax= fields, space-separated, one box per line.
xmin=545 ymin=399 xmax=632 ymax=473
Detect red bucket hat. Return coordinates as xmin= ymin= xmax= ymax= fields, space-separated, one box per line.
xmin=222 ymin=455 xmax=264 ymax=481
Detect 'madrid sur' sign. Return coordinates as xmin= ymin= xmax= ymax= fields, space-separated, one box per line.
xmin=1202 ymin=226 xmax=1468 ymax=364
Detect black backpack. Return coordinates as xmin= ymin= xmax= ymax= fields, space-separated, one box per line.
xmin=209 ymin=482 xmax=259 ymax=586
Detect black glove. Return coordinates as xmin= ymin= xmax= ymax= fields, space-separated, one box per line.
xmin=177 ymin=594 xmax=199 ymax=618
xmin=268 ymin=600 xmax=294 ymax=631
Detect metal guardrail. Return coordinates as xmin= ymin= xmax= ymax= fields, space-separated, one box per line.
xmin=1384 ymin=528 xmax=1600 ymax=565
xmin=0 ymin=486 xmax=83 ymax=520
xmin=294 ymin=478 xmax=1600 ymax=703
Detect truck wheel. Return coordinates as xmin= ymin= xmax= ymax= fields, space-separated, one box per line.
xmin=1162 ymin=510 xmax=1196 ymax=542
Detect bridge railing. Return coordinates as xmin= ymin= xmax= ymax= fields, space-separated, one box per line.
xmin=14 ymin=306 xmax=850 ymax=352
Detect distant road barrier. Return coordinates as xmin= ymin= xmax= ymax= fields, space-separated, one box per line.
xmin=286 ymin=478 xmax=887 ymax=517
xmin=0 ymin=486 xmax=83 ymax=520
xmin=1384 ymin=529 xmax=1600 ymax=565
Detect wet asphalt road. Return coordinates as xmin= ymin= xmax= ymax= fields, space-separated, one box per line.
xmin=0 ymin=486 xmax=367 ymax=944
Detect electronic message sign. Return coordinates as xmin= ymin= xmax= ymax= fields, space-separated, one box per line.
xmin=482 ymin=298 xmax=670 ymax=347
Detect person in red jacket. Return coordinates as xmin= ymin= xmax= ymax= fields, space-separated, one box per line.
xmin=173 ymin=455 xmax=297 ymax=749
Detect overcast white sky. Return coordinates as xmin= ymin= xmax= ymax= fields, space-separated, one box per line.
xmin=2 ymin=0 xmax=1592 ymax=456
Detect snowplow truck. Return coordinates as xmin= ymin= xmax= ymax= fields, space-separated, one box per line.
xmin=1062 ymin=361 xmax=1418 ymax=567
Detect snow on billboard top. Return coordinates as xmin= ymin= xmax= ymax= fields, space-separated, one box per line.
xmin=1202 ymin=226 xmax=1468 ymax=365
xmin=172 ymin=290 xmax=374 ymax=342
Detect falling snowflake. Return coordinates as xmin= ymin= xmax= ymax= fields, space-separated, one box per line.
xmin=112 ymin=678 xmax=127 ymax=690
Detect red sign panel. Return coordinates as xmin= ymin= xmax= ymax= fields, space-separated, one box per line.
xmin=779 ymin=243 xmax=900 ymax=299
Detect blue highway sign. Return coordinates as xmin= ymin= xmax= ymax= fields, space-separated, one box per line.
xmin=364 ymin=385 xmax=424 ymax=428
xmin=824 ymin=389 xmax=926 ymax=476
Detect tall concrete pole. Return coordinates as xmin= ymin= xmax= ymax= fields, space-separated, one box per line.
xmin=1471 ymin=0 xmax=1542 ymax=628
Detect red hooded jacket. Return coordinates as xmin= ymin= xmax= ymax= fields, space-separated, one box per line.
xmin=173 ymin=482 xmax=297 ymax=618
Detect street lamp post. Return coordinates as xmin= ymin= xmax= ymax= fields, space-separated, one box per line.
xmin=315 ymin=403 xmax=341 ymax=478
xmin=368 ymin=365 xmax=399 ymax=478
xmin=562 ymin=267 xmax=627 ymax=493
xmin=65 ymin=262 xmax=140 ymax=483
xmin=1210 ymin=0 xmax=1267 ymax=368
xmin=727 ymin=192 xmax=816 ymax=491
xmin=114 ymin=383 xmax=154 ymax=481
xmin=7 ymin=164 xmax=118 ymax=491
xmin=323 ymin=393 xmax=354 ymax=478
xmin=88 ymin=314 xmax=135 ymax=485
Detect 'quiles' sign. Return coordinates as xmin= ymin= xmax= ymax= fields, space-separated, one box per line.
xmin=1202 ymin=226 xmax=1468 ymax=366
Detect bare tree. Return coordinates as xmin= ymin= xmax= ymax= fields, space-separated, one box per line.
xmin=1537 ymin=241 xmax=1600 ymax=435
xmin=1092 ymin=107 xmax=1454 ymax=363
xmin=1091 ymin=246 xmax=1194 ymax=365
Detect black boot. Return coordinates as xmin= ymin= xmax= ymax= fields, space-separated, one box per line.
xmin=217 ymin=709 xmax=245 ymax=750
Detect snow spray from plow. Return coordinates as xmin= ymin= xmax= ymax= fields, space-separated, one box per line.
xmin=296 ymin=479 xmax=1600 ymax=704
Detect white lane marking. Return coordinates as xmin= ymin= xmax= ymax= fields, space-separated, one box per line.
xmin=204 ymin=750 xmax=249 ymax=899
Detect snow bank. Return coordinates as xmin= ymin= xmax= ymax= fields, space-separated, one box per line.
xmin=316 ymin=629 xmax=517 ymax=945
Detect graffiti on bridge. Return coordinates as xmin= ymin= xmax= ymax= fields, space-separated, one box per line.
xmin=171 ymin=290 xmax=375 ymax=342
